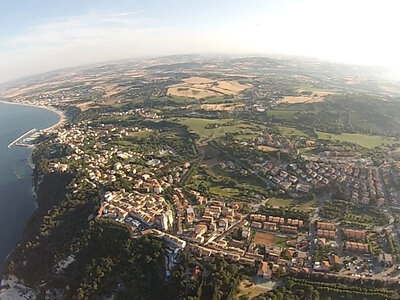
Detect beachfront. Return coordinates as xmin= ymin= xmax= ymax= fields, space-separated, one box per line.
xmin=0 ymin=100 xmax=66 ymax=133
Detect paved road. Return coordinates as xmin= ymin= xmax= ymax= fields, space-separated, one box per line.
xmin=307 ymin=194 xmax=330 ymax=266
xmin=378 ymin=166 xmax=400 ymax=248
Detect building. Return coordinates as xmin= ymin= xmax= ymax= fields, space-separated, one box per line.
xmin=344 ymin=229 xmax=366 ymax=241
xmin=345 ymin=242 xmax=369 ymax=253
xmin=317 ymin=222 xmax=336 ymax=231
xmin=378 ymin=253 xmax=393 ymax=267
xmin=257 ymin=262 xmax=272 ymax=279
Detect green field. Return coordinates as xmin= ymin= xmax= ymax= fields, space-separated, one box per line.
xmin=316 ymin=131 xmax=394 ymax=149
xmin=273 ymin=235 xmax=290 ymax=247
xmin=209 ymin=186 xmax=239 ymax=197
xmin=233 ymin=133 xmax=259 ymax=141
xmin=267 ymin=109 xmax=297 ymax=120
xmin=268 ymin=197 xmax=294 ymax=208
xmin=296 ymin=199 xmax=318 ymax=212
xmin=299 ymin=147 xmax=316 ymax=155
xmin=129 ymin=130 xmax=153 ymax=139
xmin=279 ymin=126 xmax=307 ymax=136
xmin=268 ymin=197 xmax=317 ymax=212
xmin=173 ymin=117 xmax=264 ymax=138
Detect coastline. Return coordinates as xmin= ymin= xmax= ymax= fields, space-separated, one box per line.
xmin=0 ymin=99 xmax=63 ymax=199
xmin=0 ymin=100 xmax=64 ymax=281
xmin=0 ymin=100 xmax=66 ymax=133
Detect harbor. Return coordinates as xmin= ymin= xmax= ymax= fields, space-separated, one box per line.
xmin=7 ymin=128 xmax=39 ymax=149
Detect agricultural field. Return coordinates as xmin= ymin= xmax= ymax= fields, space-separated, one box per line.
xmin=278 ymin=90 xmax=333 ymax=104
xmin=200 ymin=103 xmax=244 ymax=111
xmin=167 ymin=86 xmax=217 ymax=99
xmin=166 ymin=76 xmax=252 ymax=99
xmin=267 ymin=109 xmax=298 ymax=120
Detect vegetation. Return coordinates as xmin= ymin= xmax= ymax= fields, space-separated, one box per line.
xmin=316 ymin=131 xmax=394 ymax=149
xmin=166 ymin=254 xmax=245 ymax=300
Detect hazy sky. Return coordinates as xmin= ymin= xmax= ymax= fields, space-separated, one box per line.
xmin=0 ymin=0 xmax=399 ymax=83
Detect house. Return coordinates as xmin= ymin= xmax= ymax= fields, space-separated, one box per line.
xmin=345 ymin=242 xmax=369 ymax=253
xmin=280 ymin=225 xmax=298 ymax=234
xmin=218 ymin=218 xmax=229 ymax=231
xmin=330 ymin=254 xmax=342 ymax=266
xmin=296 ymin=184 xmax=311 ymax=193
xmin=147 ymin=158 xmax=161 ymax=167
xmin=317 ymin=229 xmax=336 ymax=239
xmin=242 ymin=228 xmax=250 ymax=239
xmin=104 ymin=191 xmax=113 ymax=202
xmin=257 ymin=262 xmax=272 ymax=279
xmin=378 ymin=253 xmax=393 ymax=267
xmin=317 ymin=222 xmax=336 ymax=231
xmin=316 ymin=238 xmax=326 ymax=246
xmin=251 ymin=221 xmax=262 ymax=229
xmin=194 ymin=224 xmax=207 ymax=239
xmin=263 ymin=222 xmax=277 ymax=231
xmin=344 ymin=229 xmax=366 ymax=241
xmin=153 ymin=185 xmax=163 ymax=194
xmin=186 ymin=207 xmax=195 ymax=224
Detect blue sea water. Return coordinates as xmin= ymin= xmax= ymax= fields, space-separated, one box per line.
xmin=0 ymin=102 xmax=60 ymax=275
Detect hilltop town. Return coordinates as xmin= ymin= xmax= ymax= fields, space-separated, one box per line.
xmin=2 ymin=55 xmax=400 ymax=299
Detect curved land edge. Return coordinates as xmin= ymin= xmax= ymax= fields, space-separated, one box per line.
xmin=0 ymin=101 xmax=67 ymax=296
xmin=0 ymin=100 xmax=66 ymax=133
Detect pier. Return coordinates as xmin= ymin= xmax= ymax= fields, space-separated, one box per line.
xmin=7 ymin=128 xmax=37 ymax=149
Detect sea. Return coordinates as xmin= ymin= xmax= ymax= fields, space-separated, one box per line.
xmin=0 ymin=102 xmax=60 ymax=275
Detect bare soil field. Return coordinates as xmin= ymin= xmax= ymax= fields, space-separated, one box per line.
xmin=236 ymin=279 xmax=271 ymax=299
xmin=257 ymin=145 xmax=278 ymax=152
xmin=182 ymin=76 xmax=214 ymax=84
xmin=278 ymin=91 xmax=332 ymax=104
xmin=167 ymin=76 xmax=252 ymax=99
xmin=92 ymin=84 xmax=130 ymax=99
xmin=211 ymin=81 xmax=251 ymax=94
xmin=200 ymin=103 xmax=244 ymax=111
xmin=76 ymin=101 xmax=95 ymax=111
xmin=254 ymin=231 xmax=275 ymax=246
xmin=167 ymin=86 xmax=218 ymax=99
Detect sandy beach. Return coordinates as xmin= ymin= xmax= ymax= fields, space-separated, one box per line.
xmin=0 ymin=100 xmax=66 ymax=132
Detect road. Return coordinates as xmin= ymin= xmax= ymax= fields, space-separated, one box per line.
xmin=378 ymin=166 xmax=400 ymax=249
xmin=307 ymin=193 xmax=331 ymax=266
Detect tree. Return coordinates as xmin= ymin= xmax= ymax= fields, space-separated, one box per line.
xmin=312 ymin=290 xmax=320 ymax=300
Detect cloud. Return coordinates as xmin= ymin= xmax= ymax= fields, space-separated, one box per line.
xmin=0 ymin=11 xmax=173 ymax=82
xmin=2 ymin=11 xmax=152 ymax=52
xmin=1 ymin=1 xmax=399 ymax=83
xmin=0 ymin=8 xmax=244 ymax=83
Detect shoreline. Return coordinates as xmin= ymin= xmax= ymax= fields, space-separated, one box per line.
xmin=0 ymin=100 xmax=66 ymax=133
xmin=0 ymin=100 xmax=64 ymax=278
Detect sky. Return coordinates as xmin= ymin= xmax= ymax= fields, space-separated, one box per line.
xmin=0 ymin=0 xmax=399 ymax=83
